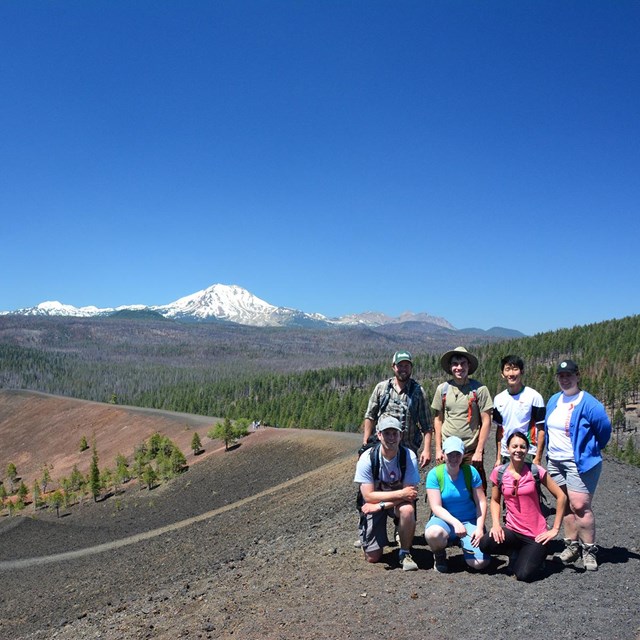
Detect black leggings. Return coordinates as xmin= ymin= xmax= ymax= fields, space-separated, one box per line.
xmin=479 ymin=527 xmax=548 ymax=582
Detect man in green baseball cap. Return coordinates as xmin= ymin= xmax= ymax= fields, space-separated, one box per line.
xmin=362 ymin=350 xmax=432 ymax=468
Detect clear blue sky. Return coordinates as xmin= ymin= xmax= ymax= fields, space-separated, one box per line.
xmin=2 ymin=1 xmax=638 ymax=335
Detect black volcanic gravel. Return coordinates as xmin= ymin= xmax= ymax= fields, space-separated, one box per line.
xmin=1 ymin=428 xmax=639 ymax=640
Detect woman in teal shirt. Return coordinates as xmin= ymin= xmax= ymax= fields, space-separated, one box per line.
xmin=425 ymin=435 xmax=489 ymax=573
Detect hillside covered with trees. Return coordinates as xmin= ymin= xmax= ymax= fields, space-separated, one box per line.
xmin=0 ymin=314 xmax=638 ymax=433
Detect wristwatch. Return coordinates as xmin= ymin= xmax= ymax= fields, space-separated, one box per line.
xmin=379 ymin=502 xmax=386 ymax=511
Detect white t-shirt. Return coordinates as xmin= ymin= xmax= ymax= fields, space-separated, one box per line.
xmin=546 ymin=391 xmax=583 ymax=460
xmin=493 ymin=386 xmax=545 ymax=457
xmin=354 ymin=446 xmax=420 ymax=489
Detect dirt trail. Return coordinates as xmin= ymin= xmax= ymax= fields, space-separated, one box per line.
xmin=0 ymin=456 xmax=348 ymax=571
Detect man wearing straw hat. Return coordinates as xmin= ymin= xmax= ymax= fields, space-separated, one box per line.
xmin=431 ymin=346 xmax=493 ymax=490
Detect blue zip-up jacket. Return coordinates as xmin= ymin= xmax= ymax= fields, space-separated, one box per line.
xmin=545 ymin=391 xmax=612 ymax=474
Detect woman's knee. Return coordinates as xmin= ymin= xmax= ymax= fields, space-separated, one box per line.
xmin=425 ymin=525 xmax=448 ymax=548
xmin=514 ymin=566 xmax=539 ymax=582
xmin=514 ymin=550 xmax=545 ymax=581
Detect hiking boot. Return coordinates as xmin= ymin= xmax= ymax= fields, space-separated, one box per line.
xmin=558 ymin=539 xmax=581 ymax=564
xmin=399 ymin=552 xmax=418 ymax=571
xmin=433 ymin=551 xmax=448 ymax=573
xmin=582 ymin=543 xmax=599 ymax=571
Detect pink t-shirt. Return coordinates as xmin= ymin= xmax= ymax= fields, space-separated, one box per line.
xmin=490 ymin=465 xmax=548 ymax=537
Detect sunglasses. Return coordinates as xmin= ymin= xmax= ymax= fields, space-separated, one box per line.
xmin=512 ymin=478 xmax=519 ymax=496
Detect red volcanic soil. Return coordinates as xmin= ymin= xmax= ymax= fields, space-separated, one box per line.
xmin=0 ymin=389 xmax=221 ymax=489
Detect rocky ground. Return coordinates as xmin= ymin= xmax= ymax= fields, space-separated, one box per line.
xmin=1 ymin=421 xmax=639 ymax=639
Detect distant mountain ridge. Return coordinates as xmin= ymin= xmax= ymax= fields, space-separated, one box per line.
xmin=1 ymin=283 xmax=523 ymax=337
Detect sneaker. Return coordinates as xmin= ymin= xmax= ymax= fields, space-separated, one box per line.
xmin=558 ymin=539 xmax=581 ymax=564
xmin=400 ymin=552 xmax=418 ymax=571
xmin=433 ymin=551 xmax=448 ymax=573
xmin=582 ymin=543 xmax=599 ymax=571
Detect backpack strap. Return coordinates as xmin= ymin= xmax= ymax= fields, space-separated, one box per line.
xmin=497 ymin=462 xmax=543 ymax=501
xmin=530 ymin=463 xmax=539 ymax=482
xmin=440 ymin=382 xmax=449 ymax=414
xmin=357 ymin=443 xmax=408 ymax=512
xmin=461 ymin=464 xmax=474 ymax=498
xmin=496 ymin=462 xmax=509 ymax=493
xmin=466 ymin=379 xmax=481 ymax=424
xmin=434 ymin=463 xmax=474 ymax=502
xmin=441 ymin=380 xmax=481 ymax=424
xmin=435 ymin=463 xmax=445 ymax=492
xmin=356 ymin=444 xmax=381 ymax=511
xmin=398 ymin=445 xmax=407 ymax=481
xmin=370 ymin=443 xmax=408 ymax=485
xmin=369 ymin=443 xmax=381 ymax=487
xmin=406 ymin=379 xmax=422 ymax=427
xmin=377 ymin=379 xmax=394 ymax=416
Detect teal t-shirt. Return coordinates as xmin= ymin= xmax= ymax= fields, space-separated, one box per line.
xmin=426 ymin=465 xmax=480 ymax=523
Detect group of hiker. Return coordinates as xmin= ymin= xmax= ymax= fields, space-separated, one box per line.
xmin=354 ymin=347 xmax=612 ymax=581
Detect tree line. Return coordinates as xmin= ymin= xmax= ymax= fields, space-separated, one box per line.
xmin=1 ymin=315 xmax=638 ymax=433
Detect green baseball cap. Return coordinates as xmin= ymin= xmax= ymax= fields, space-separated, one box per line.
xmin=392 ymin=350 xmax=413 ymax=365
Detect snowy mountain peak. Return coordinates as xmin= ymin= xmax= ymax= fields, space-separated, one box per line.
xmin=2 ymin=283 xmax=467 ymax=331
xmin=153 ymin=284 xmax=284 ymax=325
xmin=15 ymin=301 xmax=112 ymax=317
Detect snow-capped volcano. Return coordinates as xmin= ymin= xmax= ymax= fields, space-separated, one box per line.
xmin=151 ymin=284 xmax=325 ymax=327
xmin=3 ymin=285 xmax=333 ymax=328
xmin=2 ymin=283 xmax=459 ymax=330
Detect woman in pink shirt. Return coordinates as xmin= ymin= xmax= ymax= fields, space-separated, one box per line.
xmin=479 ymin=432 xmax=566 ymax=581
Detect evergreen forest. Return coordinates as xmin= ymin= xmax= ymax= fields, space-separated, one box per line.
xmin=0 ymin=314 xmax=638 ymax=433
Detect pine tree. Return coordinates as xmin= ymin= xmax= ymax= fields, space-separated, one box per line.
xmin=41 ymin=466 xmax=52 ymax=494
xmin=115 ymin=453 xmax=130 ymax=486
xmin=17 ymin=481 xmax=28 ymax=502
xmin=170 ymin=446 xmax=187 ymax=473
xmin=89 ymin=442 xmax=101 ymax=502
xmin=191 ymin=431 xmax=203 ymax=455
xmin=209 ymin=418 xmax=236 ymax=451
xmin=142 ymin=465 xmax=157 ymax=490
xmin=32 ymin=480 xmax=42 ymax=511
xmin=6 ymin=462 xmax=17 ymax=493
xmin=79 ymin=435 xmax=89 ymax=452
xmin=69 ymin=465 xmax=86 ymax=492
xmin=623 ymin=436 xmax=638 ymax=466
xmin=49 ymin=490 xmax=64 ymax=517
